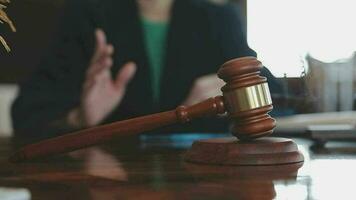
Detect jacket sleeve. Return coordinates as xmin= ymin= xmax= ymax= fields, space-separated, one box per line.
xmin=209 ymin=3 xmax=284 ymax=95
xmin=11 ymin=0 xmax=97 ymax=141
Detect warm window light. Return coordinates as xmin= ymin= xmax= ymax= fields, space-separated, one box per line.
xmin=247 ymin=0 xmax=356 ymax=77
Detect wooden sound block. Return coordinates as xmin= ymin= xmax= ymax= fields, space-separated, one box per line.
xmin=184 ymin=137 xmax=304 ymax=166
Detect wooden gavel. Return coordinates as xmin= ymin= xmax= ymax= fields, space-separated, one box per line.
xmin=10 ymin=57 xmax=276 ymax=162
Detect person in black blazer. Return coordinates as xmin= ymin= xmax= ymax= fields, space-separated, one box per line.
xmin=12 ymin=0 xmax=283 ymax=141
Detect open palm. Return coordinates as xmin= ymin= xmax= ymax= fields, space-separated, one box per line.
xmin=80 ymin=29 xmax=136 ymax=127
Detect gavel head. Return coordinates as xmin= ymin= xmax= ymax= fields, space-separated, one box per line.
xmin=217 ymin=57 xmax=276 ymax=141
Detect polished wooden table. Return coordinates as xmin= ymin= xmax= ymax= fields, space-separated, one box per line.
xmin=0 ymin=133 xmax=356 ymax=200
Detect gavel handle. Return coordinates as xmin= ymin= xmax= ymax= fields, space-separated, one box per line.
xmin=10 ymin=96 xmax=226 ymax=162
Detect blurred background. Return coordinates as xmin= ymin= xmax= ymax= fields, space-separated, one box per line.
xmin=1 ymin=0 xmax=356 ymax=136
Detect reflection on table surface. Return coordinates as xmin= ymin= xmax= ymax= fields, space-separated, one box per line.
xmin=1 ymin=133 xmax=356 ymax=200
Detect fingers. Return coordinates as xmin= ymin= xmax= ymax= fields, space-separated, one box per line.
xmin=115 ymin=62 xmax=137 ymax=89
xmin=92 ymin=29 xmax=107 ymax=63
xmin=87 ymin=50 xmax=114 ymax=78
xmin=86 ymin=29 xmax=115 ymax=81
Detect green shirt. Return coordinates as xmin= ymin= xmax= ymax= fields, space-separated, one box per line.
xmin=141 ymin=17 xmax=169 ymax=103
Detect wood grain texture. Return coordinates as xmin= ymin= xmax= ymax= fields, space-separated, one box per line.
xmin=184 ymin=137 xmax=304 ymax=165
xmin=218 ymin=57 xmax=276 ymax=140
xmin=4 ymin=136 xmax=356 ymax=200
xmin=9 ymin=97 xmax=225 ymax=162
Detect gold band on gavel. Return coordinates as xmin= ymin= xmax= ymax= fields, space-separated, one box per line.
xmin=224 ymin=83 xmax=272 ymax=113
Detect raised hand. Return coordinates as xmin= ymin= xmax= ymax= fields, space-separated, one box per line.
xmin=69 ymin=29 xmax=136 ymax=128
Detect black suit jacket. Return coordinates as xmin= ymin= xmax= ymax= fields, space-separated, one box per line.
xmin=12 ymin=0 xmax=282 ymax=140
